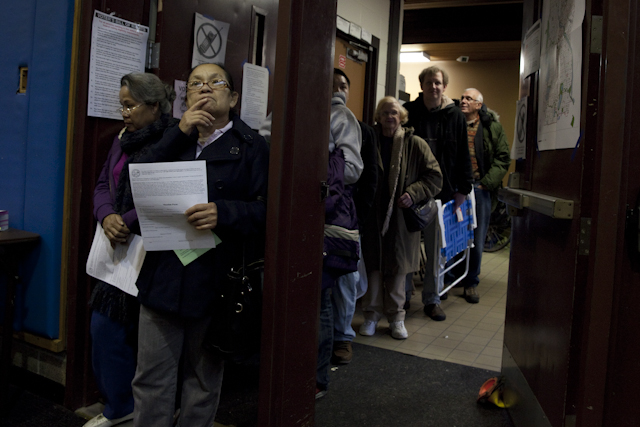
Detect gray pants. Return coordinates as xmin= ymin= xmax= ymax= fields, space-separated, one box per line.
xmin=362 ymin=271 xmax=407 ymax=322
xmin=133 ymin=305 xmax=224 ymax=427
xmin=421 ymin=218 xmax=445 ymax=306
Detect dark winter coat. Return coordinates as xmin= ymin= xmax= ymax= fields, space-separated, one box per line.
xmin=404 ymin=93 xmax=473 ymax=202
xmin=362 ymin=125 xmax=442 ymax=276
xmin=354 ymin=121 xmax=379 ymax=227
xmin=135 ymin=115 xmax=270 ymax=318
xmin=474 ymin=107 xmax=511 ymax=196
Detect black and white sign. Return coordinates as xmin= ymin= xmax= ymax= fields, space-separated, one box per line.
xmin=191 ymin=13 xmax=230 ymax=68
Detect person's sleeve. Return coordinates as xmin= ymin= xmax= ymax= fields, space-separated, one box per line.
xmin=332 ymin=108 xmax=363 ymax=185
xmin=215 ymin=136 xmax=270 ymax=236
xmin=93 ymin=138 xmax=118 ymax=224
xmin=404 ymin=136 xmax=443 ymax=203
xmin=480 ymin=122 xmax=511 ymax=191
xmin=454 ymin=112 xmax=473 ymax=195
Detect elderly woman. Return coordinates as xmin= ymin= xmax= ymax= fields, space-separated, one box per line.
xmin=88 ymin=73 xmax=179 ymax=427
xmin=131 ymin=63 xmax=269 ymax=427
xmin=359 ymin=96 xmax=442 ymax=340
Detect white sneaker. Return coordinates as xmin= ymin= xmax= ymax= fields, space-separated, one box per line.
xmin=389 ymin=321 xmax=408 ymax=339
xmin=359 ymin=320 xmax=378 ymax=336
xmin=83 ymin=412 xmax=134 ymax=427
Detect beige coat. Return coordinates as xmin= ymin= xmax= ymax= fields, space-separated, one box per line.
xmin=362 ymin=125 xmax=442 ymax=275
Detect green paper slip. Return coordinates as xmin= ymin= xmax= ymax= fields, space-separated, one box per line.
xmin=174 ymin=232 xmax=222 ymax=266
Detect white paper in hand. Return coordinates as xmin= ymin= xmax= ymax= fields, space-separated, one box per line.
xmin=86 ymin=223 xmax=146 ymax=297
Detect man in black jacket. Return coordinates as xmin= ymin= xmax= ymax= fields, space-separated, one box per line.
xmin=404 ymin=66 xmax=473 ymax=321
xmin=330 ymin=68 xmax=378 ymax=363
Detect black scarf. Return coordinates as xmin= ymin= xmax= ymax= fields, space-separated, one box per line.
xmin=113 ymin=114 xmax=179 ymax=215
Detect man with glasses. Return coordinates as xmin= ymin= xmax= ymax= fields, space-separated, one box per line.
xmin=404 ymin=66 xmax=472 ymax=321
xmin=456 ymin=88 xmax=510 ymax=303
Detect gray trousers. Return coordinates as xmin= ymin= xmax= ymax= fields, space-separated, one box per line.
xmin=421 ymin=218 xmax=445 ymax=306
xmin=362 ymin=271 xmax=407 ymax=322
xmin=133 ymin=305 xmax=224 ymax=427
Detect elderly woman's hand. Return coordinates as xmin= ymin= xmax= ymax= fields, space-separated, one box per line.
xmin=102 ymin=214 xmax=130 ymax=244
xmin=178 ymin=98 xmax=215 ymax=135
xmin=397 ymin=192 xmax=414 ymax=209
xmin=185 ymin=202 xmax=218 ymax=230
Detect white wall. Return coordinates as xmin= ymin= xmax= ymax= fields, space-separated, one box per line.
xmin=337 ymin=0 xmax=391 ymax=104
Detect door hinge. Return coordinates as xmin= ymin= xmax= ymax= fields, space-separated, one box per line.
xmin=147 ymin=41 xmax=160 ymax=69
xmin=579 ymin=218 xmax=592 ymax=256
xmin=590 ymin=16 xmax=603 ymax=54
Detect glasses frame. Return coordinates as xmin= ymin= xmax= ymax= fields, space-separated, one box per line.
xmin=460 ymin=95 xmax=479 ymax=103
xmin=186 ymin=79 xmax=230 ymax=92
xmin=118 ymin=103 xmax=144 ymax=115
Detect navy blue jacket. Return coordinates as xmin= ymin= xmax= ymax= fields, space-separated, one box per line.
xmin=135 ymin=115 xmax=269 ymax=318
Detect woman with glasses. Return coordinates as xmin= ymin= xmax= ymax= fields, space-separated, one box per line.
xmin=87 ymin=73 xmax=179 ymax=427
xmin=359 ymin=96 xmax=442 ymax=340
xmin=131 ymin=63 xmax=269 ymax=427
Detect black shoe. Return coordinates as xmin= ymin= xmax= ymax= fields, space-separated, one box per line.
xmin=463 ymin=287 xmax=480 ymax=304
xmin=424 ymin=303 xmax=446 ymax=321
xmin=331 ymin=341 xmax=352 ymax=365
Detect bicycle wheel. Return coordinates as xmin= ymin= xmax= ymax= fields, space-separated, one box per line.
xmin=484 ymin=201 xmax=511 ymax=252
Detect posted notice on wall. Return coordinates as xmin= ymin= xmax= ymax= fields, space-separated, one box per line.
xmin=512 ymin=97 xmax=528 ymax=160
xmin=192 ymin=13 xmax=230 ymax=68
xmin=240 ymin=63 xmax=269 ymax=130
xmin=522 ymin=20 xmax=541 ymax=78
xmin=129 ymin=161 xmax=219 ymax=251
xmin=87 ymin=10 xmax=149 ymax=120
xmin=173 ymin=80 xmax=188 ymax=119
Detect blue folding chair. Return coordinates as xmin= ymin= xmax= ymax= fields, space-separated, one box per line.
xmin=435 ymin=194 xmax=477 ymax=297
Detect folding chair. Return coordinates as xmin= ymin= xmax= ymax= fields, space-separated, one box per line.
xmin=433 ymin=193 xmax=477 ymax=297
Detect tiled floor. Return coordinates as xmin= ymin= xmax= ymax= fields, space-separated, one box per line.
xmin=352 ymin=246 xmax=510 ymax=372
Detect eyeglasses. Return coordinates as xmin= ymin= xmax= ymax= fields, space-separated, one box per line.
xmin=186 ymin=78 xmax=229 ymax=91
xmin=460 ymin=95 xmax=479 ymax=103
xmin=117 ymin=103 xmax=144 ymax=115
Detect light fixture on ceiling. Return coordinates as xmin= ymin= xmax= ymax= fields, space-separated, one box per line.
xmin=456 ymin=56 xmax=470 ymax=63
xmin=400 ymin=51 xmax=431 ymax=63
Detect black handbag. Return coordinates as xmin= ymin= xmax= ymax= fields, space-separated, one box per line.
xmin=202 ymin=256 xmax=264 ymax=359
xmin=403 ymin=198 xmax=438 ymax=232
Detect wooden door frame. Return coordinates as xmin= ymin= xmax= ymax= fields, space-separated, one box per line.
xmin=257 ymin=0 xmax=336 ymax=425
xmin=574 ymin=0 xmax=636 ymax=425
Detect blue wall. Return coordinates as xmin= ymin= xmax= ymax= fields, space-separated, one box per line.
xmin=0 ymin=0 xmax=75 ymax=338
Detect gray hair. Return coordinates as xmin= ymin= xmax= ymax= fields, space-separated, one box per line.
xmin=120 ymin=73 xmax=176 ymax=114
xmin=374 ymin=96 xmax=409 ymax=125
xmin=464 ymin=88 xmax=484 ymax=103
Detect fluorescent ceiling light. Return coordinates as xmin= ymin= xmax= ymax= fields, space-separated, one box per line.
xmin=400 ymin=51 xmax=431 ymax=63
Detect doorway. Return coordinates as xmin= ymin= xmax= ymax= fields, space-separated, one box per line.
xmin=333 ymin=36 xmax=366 ymax=120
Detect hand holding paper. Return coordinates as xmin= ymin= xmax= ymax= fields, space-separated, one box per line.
xmin=185 ymin=202 xmax=218 ymax=230
xmin=102 ymin=213 xmax=130 ymax=244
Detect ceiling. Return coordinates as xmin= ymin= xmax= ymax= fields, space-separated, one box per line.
xmin=401 ymin=0 xmax=524 ymax=62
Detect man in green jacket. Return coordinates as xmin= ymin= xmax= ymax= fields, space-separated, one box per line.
xmin=456 ymin=88 xmax=511 ymax=303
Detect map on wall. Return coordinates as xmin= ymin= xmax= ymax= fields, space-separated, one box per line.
xmin=537 ymin=0 xmax=585 ymax=150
